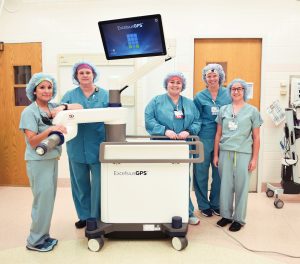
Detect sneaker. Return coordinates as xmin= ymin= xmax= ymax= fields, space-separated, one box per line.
xmin=45 ymin=237 xmax=58 ymax=247
xmin=216 ymin=217 xmax=232 ymax=227
xmin=188 ymin=216 xmax=200 ymax=225
xmin=201 ymin=208 xmax=213 ymax=217
xmin=229 ymin=221 xmax=242 ymax=232
xmin=212 ymin=208 xmax=220 ymax=216
xmin=26 ymin=241 xmax=54 ymax=252
xmin=75 ymin=220 xmax=86 ymax=229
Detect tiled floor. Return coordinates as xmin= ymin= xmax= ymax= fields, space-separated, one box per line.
xmin=0 ymin=186 xmax=300 ymax=264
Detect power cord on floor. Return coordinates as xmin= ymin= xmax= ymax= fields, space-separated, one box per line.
xmin=199 ymin=216 xmax=300 ymax=259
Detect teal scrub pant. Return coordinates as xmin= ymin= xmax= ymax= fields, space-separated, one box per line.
xmin=189 ymin=174 xmax=195 ymax=217
xmin=68 ymin=160 xmax=101 ymax=220
xmin=193 ymin=138 xmax=220 ymax=211
xmin=218 ymin=150 xmax=251 ymax=225
xmin=26 ymin=159 xmax=58 ymax=246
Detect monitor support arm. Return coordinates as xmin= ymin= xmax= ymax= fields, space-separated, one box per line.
xmin=119 ymin=56 xmax=172 ymax=94
xmin=109 ymin=55 xmax=173 ymax=107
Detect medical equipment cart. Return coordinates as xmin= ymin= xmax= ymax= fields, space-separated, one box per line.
xmin=85 ymin=136 xmax=203 ymax=251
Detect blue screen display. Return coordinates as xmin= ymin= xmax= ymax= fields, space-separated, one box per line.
xmin=99 ymin=15 xmax=166 ymax=60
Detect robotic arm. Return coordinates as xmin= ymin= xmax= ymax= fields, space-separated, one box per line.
xmin=52 ymin=107 xmax=128 ymax=142
xmin=35 ymin=107 xmax=128 ymax=155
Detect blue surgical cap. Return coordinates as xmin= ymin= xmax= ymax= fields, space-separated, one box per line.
xmin=72 ymin=61 xmax=99 ymax=85
xmin=163 ymin=72 xmax=186 ymax=91
xmin=26 ymin=72 xmax=57 ymax=102
xmin=227 ymin=78 xmax=250 ymax=101
xmin=202 ymin=64 xmax=225 ymax=86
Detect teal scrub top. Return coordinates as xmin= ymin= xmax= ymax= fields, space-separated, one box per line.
xmin=61 ymin=87 xmax=109 ymax=164
xmin=145 ymin=93 xmax=200 ymax=135
xmin=19 ymin=102 xmax=62 ymax=160
xmin=194 ymin=87 xmax=231 ymax=139
xmin=216 ymin=103 xmax=263 ymax=154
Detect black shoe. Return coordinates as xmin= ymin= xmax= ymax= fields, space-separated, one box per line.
xmin=216 ymin=217 xmax=232 ymax=227
xmin=201 ymin=208 xmax=213 ymax=217
xmin=212 ymin=208 xmax=220 ymax=216
xmin=229 ymin=221 xmax=242 ymax=232
xmin=75 ymin=220 xmax=86 ymax=229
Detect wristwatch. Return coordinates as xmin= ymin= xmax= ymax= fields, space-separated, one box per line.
xmin=61 ymin=103 xmax=68 ymax=110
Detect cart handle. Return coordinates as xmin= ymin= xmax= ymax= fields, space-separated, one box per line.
xmin=99 ymin=135 xmax=204 ymax=163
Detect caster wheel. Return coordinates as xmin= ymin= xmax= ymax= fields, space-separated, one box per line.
xmin=266 ymin=189 xmax=274 ymax=198
xmin=88 ymin=237 xmax=104 ymax=252
xmin=171 ymin=237 xmax=188 ymax=251
xmin=274 ymin=199 xmax=284 ymax=209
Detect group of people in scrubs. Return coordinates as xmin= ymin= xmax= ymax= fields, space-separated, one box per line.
xmin=145 ymin=64 xmax=263 ymax=232
xmin=19 ymin=61 xmax=262 ymax=252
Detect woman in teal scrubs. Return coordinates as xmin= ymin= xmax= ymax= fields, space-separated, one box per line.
xmin=19 ymin=73 xmax=67 ymax=252
xmin=61 ymin=61 xmax=109 ymax=228
xmin=145 ymin=72 xmax=201 ymax=225
xmin=213 ymin=79 xmax=263 ymax=231
xmin=193 ymin=64 xmax=231 ymax=217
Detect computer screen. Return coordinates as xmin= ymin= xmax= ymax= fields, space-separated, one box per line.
xmin=98 ymin=14 xmax=167 ymax=60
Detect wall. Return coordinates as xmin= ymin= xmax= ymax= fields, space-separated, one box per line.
xmin=1 ymin=0 xmax=300 ymax=187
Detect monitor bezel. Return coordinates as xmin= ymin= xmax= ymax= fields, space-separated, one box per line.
xmin=98 ymin=14 xmax=167 ymax=60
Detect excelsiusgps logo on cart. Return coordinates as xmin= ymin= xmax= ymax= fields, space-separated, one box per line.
xmin=113 ymin=170 xmax=148 ymax=176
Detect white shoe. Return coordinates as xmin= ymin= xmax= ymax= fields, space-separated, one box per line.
xmin=188 ymin=216 xmax=200 ymax=225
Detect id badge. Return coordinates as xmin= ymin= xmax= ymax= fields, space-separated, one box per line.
xmin=174 ymin=110 xmax=184 ymax=119
xmin=228 ymin=120 xmax=238 ymax=131
xmin=211 ymin=106 xmax=219 ymax=115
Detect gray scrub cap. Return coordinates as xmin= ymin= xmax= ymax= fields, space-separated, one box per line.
xmin=163 ymin=72 xmax=186 ymax=91
xmin=202 ymin=64 xmax=225 ymax=86
xmin=26 ymin=72 xmax=57 ymax=102
xmin=72 ymin=61 xmax=99 ymax=85
xmin=227 ymin=78 xmax=250 ymax=101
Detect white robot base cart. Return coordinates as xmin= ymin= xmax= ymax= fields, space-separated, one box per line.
xmin=85 ymin=137 xmax=203 ymax=251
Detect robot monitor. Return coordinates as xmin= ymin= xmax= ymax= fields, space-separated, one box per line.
xmin=98 ymin=14 xmax=167 ymax=60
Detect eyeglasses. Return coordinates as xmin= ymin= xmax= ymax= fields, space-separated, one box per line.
xmin=40 ymin=115 xmax=53 ymax=126
xmin=231 ymin=87 xmax=244 ymax=93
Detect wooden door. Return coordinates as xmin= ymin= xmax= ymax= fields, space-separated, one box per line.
xmin=194 ymin=38 xmax=261 ymax=109
xmin=193 ymin=38 xmax=262 ymax=191
xmin=0 ymin=43 xmax=42 ymax=186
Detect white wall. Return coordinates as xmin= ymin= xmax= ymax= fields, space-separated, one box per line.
xmin=1 ymin=0 xmax=300 ymax=187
